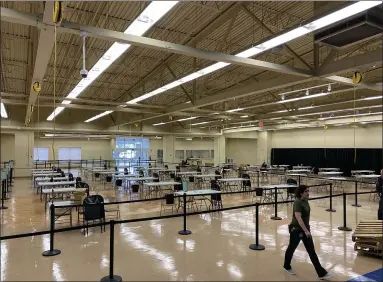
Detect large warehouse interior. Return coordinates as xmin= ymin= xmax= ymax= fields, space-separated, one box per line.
xmin=0 ymin=1 xmax=382 ymax=281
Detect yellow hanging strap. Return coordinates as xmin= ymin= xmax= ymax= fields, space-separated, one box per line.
xmin=353 ymin=87 xmax=356 ymax=164
xmin=51 ymin=1 xmax=62 ymax=163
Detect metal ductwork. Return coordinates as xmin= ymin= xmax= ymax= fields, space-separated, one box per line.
xmin=314 ymin=5 xmax=383 ymax=48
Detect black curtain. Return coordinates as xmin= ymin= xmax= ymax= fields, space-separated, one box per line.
xmin=271 ymin=148 xmax=382 ymax=176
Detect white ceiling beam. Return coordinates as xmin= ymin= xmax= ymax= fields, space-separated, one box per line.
xmin=317 ymin=49 xmax=382 ymax=77
xmin=24 ymin=2 xmax=55 ymax=126
xmin=0 ymin=7 xmax=312 ymax=77
xmin=2 ymin=99 xmax=161 ymax=114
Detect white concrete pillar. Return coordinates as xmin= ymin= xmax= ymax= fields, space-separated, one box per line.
xmin=214 ymin=136 xmax=226 ymax=165
xmin=14 ymin=131 xmax=34 ymax=177
xmin=256 ymin=131 xmax=272 ymax=164
xmin=163 ymin=135 xmax=175 ymax=164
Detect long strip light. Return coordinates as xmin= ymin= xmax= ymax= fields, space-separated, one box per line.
xmin=84 ymin=110 xmax=113 ymax=122
xmin=84 ymin=1 xmax=381 ymax=122
xmin=296 ymin=105 xmax=382 ymax=118
xmin=278 ymin=92 xmax=329 ymax=103
xmin=319 ymin=112 xmax=382 ymax=120
xmin=46 ymin=1 xmax=179 ymax=121
xmin=1 ymin=103 xmax=8 ymax=118
xmin=153 ymin=116 xmax=197 ymax=126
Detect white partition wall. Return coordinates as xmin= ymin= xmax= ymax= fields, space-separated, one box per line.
xmin=214 ymin=136 xmax=226 ymax=165
xmin=14 ymin=132 xmax=34 ymax=177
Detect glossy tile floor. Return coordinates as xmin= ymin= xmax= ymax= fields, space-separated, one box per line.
xmin=1 ymin=176 xmax=381 ymax=281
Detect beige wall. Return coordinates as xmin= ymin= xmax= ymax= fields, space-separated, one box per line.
xmin=0 ymin=134 xmax=15 ymax=162
xmin=35 ymin=138 xmax=112 ymax=160
xmin=175 ymin=139 xmax=214 ymax=150
xmin=226 ymin=138 xmax=257 ymax=165
xmin=272 ymin=124 xmax=382 ymax=148
xmin=149 ymin=139 xmax=163 ymax=160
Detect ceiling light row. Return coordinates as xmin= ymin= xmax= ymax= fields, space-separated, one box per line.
xmin=153 ymin=116 xmax=197 ymax=126
xmin=46 ymin=1 xmax=179 ymax=121
xmin=82 ymin=1 xmax=381 ymax=122
xmin=1 ymin=103 xmax=8 ymax=118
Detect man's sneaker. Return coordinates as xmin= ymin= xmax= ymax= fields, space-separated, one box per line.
xmin=283 ymin=267 xmax=296 ymax=275
xmin=319 ymin=273 xmax=333 ymax=280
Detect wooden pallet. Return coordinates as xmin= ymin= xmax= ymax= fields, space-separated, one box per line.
xmin=352 ymin=220 xmax=383 ymax=256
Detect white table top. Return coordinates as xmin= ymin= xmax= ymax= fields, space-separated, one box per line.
xmin=37 ymin=180 xmax=76 ymax=187
xmin=355 ymin=175 xmax=380 ymax=179
xmin=93 ymin=170 xmax=115 ymax=174
xmin=287 ymin=173 xmax=307 ymax=177
xmin=144 ymin=181 xmax=180 ymax=187
xmin=42 ymin=187 xmax=86 ymax=194
xmin=319 ymin=168 xmax=340 ymax=171
xmin=50 ymin=197 xmax=114 ymax=207
xmin=31 ymin=168 xmax=52 ymax=172
xmin=177 ymin=171 xmax=200 ymax=175
xmin=194 ymin=174 xmax=218 ymax=178
xmin=33 ymin=172 xmax=61 ymax=177
xmin=352 ymin=170 xmax=375 ymax=174
xmin=319 ymin=171 xmax=343 ymax=175
xmin=126 ymin=177 xmax=157 ymax=181
xmin=218 ymin=178 xmax=248 ymax=182
xmin=261 ymin=184 xmax=298 ymax=189
xmin=293 ymin=166 xmax=311 ymax=169
xmin=35 ymin=177 xmax=68 ymax=182
xmin=287 ymin=169 xmax=311 ymax=173
xmin=174 ymin=189 xmax=220 ymax=196
xmin=326 ymin=177 xmax=347 ymax=181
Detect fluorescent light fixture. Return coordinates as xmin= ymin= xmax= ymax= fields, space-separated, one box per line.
xmin=270 ymin=117 xmax=282 ymax=120
xmin=271 ymin=110 xmax=288 ymax=113
xmin=226 ymin=108 xmax=245 ymax=113
xmin=298 ymin=106 xmax=315 ymax=110
xmin=185 ymin=138 xmax=193 ymax=141
xmin=121 ymin=1 xmax=380 ymax=107
xmin=240 ymin=115 xmax=249 ymax=118
xmin=178 ymin=116 xmax=197 ymax=122
xmin=46 ymin=1 xmax=179 ymax=121
xmin=296 ymin=105 xmax=382 ymax=118
xmin=278 ymin=92 xmax=329 ymax=103
xmin=153 ymin=122 xmax=166 ymax=126
xmin=1 ymin=103 xmax=8 ymax=118
xmin=191 ymin=121 xmax=210 ymax=126
xmin=319 ymin=112 xmax=382 ymax=120
xmin=363 ymin=95 xmax=382 ymax=101
xmin=84 ymin=111 xmax=113 ymax=123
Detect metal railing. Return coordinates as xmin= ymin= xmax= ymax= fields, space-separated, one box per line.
xmin=0 ymin=180 xmax=377 ymax=282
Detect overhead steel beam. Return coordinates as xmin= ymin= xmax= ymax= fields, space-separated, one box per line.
xmin=324 ymin=76 xmax=382 ymax=91
xmin=24 ymin=2 xmax=55 ymax=126
xmin=58 ymin=22 xmax=312 ymax=77
xmin=165 ymin=64 xmax=193 ymax=103
xmin=241 ymin=5 xmax=312 ymax=70
xmin=1 ymin=7 xmax=312 ymax=78
xmin=317 ymin=49 xmax=382 ymax=77
xmin=2 ymin=99 xmax=162 ymax=114
xmin=117 ymin=75 xmax=314 ymax=125
xmin=114 ymin=2 xmax=243 ymax=102
xmin=1 ymin=91 xmax=165 ymax=109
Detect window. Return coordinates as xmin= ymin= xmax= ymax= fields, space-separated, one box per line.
xmin=58 ymin=147 xmax=81 ymax=160
xmin=114 ymin=137 xmax=149 ymax=172
xmin=34 ymin=147 xmax=49 ymax=161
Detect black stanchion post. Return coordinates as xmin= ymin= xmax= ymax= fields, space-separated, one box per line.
xmin=271 ymin=187 xmax=282 ymax=220
xmin=326 ymin=183 xmax=336 ymax=212
xmin=298 ymin=175 xmax=301 ymax=186
xmin=338 ymin=193 xmax=352 ymax=232
xmin=178 ymin=193 xmax=191 ymax=235
xmin=101 ymin=221 xmax=122 ymax=282
xmin=257 ymin=171 xmax=260 ymax=187
xmin=42 ymin=204 xmax=61 ymax=256
xmin=249 ymin=203 xmax=265 ymax=250
xmin=352 ymin=181 xmax=361 ymax=207
xmin=0 ymin=180 xmax=8 ymax=210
